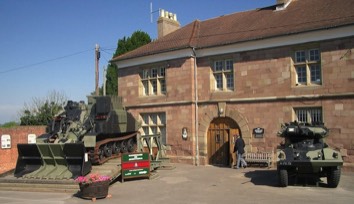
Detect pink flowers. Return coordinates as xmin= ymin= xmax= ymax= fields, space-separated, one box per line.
xmin=75 ymin=173 xmax=111 ymax=184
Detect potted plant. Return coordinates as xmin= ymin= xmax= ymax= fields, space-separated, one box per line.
xmin=75 ymin=173 xmax=111 ymax=201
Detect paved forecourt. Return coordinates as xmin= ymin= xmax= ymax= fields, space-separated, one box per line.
xmin=0 ymin=163 xmax=353 ymax=204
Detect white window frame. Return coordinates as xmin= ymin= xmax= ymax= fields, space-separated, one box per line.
xmin=294 ymin=48 xmax=322 ymax=86
xmin=213 ymin=59 xmax=234 ymax=91
xmin=141 ymin=66 xmax=166 ymax=96
xmin=140 ymin=112 xmax=166 ymax=145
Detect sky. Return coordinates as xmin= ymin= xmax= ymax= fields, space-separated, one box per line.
xmin=0 ymin=0 xmax=276 ymax=124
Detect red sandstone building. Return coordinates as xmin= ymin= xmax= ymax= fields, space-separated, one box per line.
xmin=111 ymin=0 xmax=354 ymax=168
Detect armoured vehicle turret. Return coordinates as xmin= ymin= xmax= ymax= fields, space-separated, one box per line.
xmin=277 ymin=121 xmax=343 ymax=188
xmin=14 ymin=95 xmax=140 ymax=180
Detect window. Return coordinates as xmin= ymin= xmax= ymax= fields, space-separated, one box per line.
xmin=294 ymin=49 xmax=322 ymax=86
xmin=141 ymin=66 xmax=166 ymax=96
xmin=213 ymin=59 xmax=234 ymax=91
xmin=140 ymin=113 xmax=166 ymax=144
xmin=294 ymin=107 xmax=322 ymax=123
xmin=296 ymin=66 xmax=306 ymax=83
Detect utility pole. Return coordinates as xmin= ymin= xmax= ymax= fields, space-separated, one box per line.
xmin=95 ymin=44 xmax=100 ymax=96
xmin=103 ymin=66 xmax=107 ymax=96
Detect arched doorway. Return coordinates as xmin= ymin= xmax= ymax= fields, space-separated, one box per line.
xmin=208 ymin=117 xmax=240 ymax=166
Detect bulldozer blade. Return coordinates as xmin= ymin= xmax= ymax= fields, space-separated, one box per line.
xmin=14 ymin=144 xmax=42 ymax=178
xmin=63 ymin=143 xmax=92 ymax=177
xmin=14 ymin=143 xmax=91 ymax=179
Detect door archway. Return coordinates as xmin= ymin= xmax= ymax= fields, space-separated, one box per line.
xmin=208 ymin=117 xmax=240 ymax=166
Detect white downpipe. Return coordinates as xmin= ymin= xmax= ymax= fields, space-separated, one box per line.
xmin=192 ymin=47 xmax=199 ymax=166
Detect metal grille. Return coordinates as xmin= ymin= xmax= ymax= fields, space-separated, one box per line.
xmin=295 ymin=107 xmax=322 ymax=123
xmin=310 ymin=108 xmax=322 ymax=123
xmin=295 ymin=108 xmax=307 ymax=122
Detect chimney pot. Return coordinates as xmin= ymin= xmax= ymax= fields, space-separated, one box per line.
xmin=157 ymin=9 xmax=180 ymax=39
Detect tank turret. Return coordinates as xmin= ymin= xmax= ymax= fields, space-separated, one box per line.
xmin=278 ymin=121 xmax=328 ymax=139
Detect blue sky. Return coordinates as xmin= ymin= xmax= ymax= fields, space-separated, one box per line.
xmin=0 ymin=0 xmax=275 ymax=124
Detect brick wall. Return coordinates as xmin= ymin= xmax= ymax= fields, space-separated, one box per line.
xmin=118 ymin=58 xmax=194 ymax=106
xmin=127 ymin=104 xmax=196 ymax=165
xmin=0 ymin=126 xmax=45 ymax=174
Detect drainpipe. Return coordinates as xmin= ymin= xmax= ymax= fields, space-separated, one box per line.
xmin=192 ymin=47 xmax=199 ymax=166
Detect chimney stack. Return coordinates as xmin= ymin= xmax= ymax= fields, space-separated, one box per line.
xmin=157 ymin=9 xmax=180 ymax=39
xmin=276 ymin=0 xmax=292 ymax=10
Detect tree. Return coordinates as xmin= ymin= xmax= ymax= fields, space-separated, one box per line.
xmin=106 ymin=63 xmax=118 ymax=95
xmin=104 ymin=30 xmax=151 ymax=95
xmin=19 ymin=90 xmax=68 ymax=126
xmin=113 ymin=31 xmax=151 ymax=57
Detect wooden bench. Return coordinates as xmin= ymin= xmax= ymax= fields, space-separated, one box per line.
xmin=244 ymin=152 xmax=273 ymax=167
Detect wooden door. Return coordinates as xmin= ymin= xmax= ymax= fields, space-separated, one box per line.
xmin=208 ymin=117 xmax=239 ymax=166
xmin=229 ymin=128 xmax=240 ymax=167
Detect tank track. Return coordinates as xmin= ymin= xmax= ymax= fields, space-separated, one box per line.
xmin=89 ymin=132 xmax=138 ymax=165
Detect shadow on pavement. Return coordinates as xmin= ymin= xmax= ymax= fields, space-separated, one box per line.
xmin=244 ymin=169 xmax=331 ymax=188
xmin=244 ymin=169 xmax=278 ymax=187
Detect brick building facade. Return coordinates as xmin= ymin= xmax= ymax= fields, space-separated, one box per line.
xmin=0 ymin=126 xmax=45 ymax=174
xmin=112 ymin=0 xmax=354 ymax=169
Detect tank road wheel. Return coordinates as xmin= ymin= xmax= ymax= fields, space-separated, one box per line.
xmin=327 ymin=167 xmax=341 ymax=188
xmin=279 ymin=169 xmax=289 ymax=187
xmin=120 ymin=140 xmax=128 ymax=153
xmin=127 ymin=138 xmax=136 ymax=152
xmin=112 ymin=142 xmax=121 ymax=155
xmin=103 ymin=144 xmax=112 ymax=157
xmin=98 ymin=146 xmax=105 ymax=161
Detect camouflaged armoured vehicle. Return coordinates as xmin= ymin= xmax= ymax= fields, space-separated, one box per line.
xmin=277 ymin=122 xmax=343 ymax=188
xmin=14 ymin=95 xmax=140 ymax=180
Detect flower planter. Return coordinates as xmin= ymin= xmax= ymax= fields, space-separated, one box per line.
xmin=79 ymin=180 xmax=110 ymax=200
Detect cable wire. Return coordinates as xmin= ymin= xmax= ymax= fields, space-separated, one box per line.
xmin=0 ymin=48 xmax=93 ymax=75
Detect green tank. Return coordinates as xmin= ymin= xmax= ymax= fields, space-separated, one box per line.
xmin=14 ymin=95 xmax=140 ymax=180
xmin=276 ymin=121 xmax=343 ymax=188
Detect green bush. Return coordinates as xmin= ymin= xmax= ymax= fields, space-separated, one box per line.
xmin=0 ymin=121 xmax=19 ymax=128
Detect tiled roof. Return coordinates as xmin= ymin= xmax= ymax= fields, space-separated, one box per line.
xmin=112 ymin=0 xmax=354 ymax=61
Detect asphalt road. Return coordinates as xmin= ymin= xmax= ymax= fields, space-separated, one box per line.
xmin=0 ymin=163 xmax=353 ymax=204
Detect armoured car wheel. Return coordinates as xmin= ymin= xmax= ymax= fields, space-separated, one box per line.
xmin=327 ymin=167 xmax=341 ymax=188
xmin=279 ymin=169 xmax=288 ymax=187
